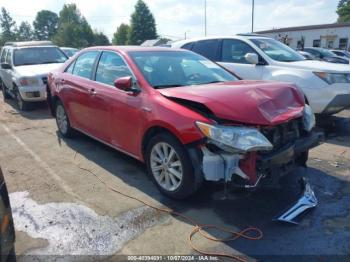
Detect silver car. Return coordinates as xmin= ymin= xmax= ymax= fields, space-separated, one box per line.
xmin=0 ymin=41 xmax=68 ymax=110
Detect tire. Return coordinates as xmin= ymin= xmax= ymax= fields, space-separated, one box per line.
xmin=15 ymin=88 xmax=31 ymax=111
xmin=1 ymin=80 xmax=10 ymax=100
xmin=6 ymin=247 xmax=16 ymax=262
xmin=145 ymin=132 xmax=201 ymax=199
xmin=55 ymin=100 xmax=75 ymax=138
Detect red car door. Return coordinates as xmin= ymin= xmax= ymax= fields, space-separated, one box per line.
xmin=93 ymin=51 xmax=144 ymax=156
xmin=63 ymin=51 xmax=99 ymax=133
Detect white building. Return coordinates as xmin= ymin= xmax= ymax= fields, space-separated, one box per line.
xmin=256 ymin=22 xmax=350 ymax=50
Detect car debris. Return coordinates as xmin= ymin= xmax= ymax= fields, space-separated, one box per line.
xmin=275 ymin=178 xmax=318 ymax=224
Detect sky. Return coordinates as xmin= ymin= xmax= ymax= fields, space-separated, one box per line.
xmin=0 ymin=0 xmax=340 ymax=41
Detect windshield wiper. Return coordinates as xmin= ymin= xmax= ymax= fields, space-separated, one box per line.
xmin=203 ymin=80 xmax=224 ymax=84
xmin=153 ymin=84 xmax=185 ymax=89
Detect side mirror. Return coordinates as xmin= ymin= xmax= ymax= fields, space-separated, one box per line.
xmin=114 ymin=76 xmax=137 ymax=93
xmin=245 ymin=53 xmax=259 ymax=65
xmin=1 ymin=63 xmax=12 ymax=70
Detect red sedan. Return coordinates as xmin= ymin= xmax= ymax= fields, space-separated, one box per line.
xmin=48 ymin=47 xmax=321 ymax=199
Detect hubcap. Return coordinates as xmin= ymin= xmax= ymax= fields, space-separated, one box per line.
xmin=150 ymin=142 xmax=183 ymax=191
xmin=56 ymin=105 xmax=68 ymax=134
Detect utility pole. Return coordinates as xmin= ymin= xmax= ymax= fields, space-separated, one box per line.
xmin=251 ymin=0 xmax=255 ymax=33
xmin=204 ymin=0 xmax=207 ymax=36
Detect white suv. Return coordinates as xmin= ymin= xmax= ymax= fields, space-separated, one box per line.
xmin=0 ymin=41 xmax=68 ymax=110
xmin=172 ymin=35 xmax=350 ymax=115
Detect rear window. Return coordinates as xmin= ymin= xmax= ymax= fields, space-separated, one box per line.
xmin=13 ymin=47 xmax=68 ymax=66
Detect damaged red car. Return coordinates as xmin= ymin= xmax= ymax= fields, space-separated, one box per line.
xmin=48 ymin=47 xmax=322 ymax=199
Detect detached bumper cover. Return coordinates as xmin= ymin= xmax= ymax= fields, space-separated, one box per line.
xmin=275 ymin=178 xmax=318 ymax=224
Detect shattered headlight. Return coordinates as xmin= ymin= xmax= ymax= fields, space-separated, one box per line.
xmin=314 ymin=72 xmax=350 ymax=84
xmin=303 ymin=104 xmax=315 ymax=131
xmin=196 ymin=121 xmax=273 ymax=153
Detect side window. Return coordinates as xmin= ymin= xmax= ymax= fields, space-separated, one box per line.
xmin=192 ymin=40 xmax=219 ymax=60
xmin=65 ymin=62 xmax=75 ymax=74
xmin=72 ymin=51 xmax=99 ymax=79
xmin=0 ymin=48 xmax=7 ymax=63
xmin=95 ymin=52 xmax=133 ymax=86
xmin=5 ymin=49 xmax=12 ymax=65
xmin=221 ymin=39 xmax=258 ymax=64
xmin=182 ymin=42 xmax=194 ymax=50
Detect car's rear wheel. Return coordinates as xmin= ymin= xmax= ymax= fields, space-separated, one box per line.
xmin=55 ymin=101 xmax=74 ymax=138
xmin=145 ymin=133 xmax=201 ymax=199
xmin=15 ymin=88 xmax=30 ymax=111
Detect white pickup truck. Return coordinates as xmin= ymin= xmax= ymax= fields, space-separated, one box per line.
xmin=172 ymin=35 xmax=350 ymax=115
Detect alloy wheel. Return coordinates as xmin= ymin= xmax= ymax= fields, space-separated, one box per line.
xmin=56 ymin=104 xmax=68 ymax=134
xmin=150 ymin=142 xmax=183 ymax=192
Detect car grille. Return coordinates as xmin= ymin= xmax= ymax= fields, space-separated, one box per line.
xmin=42 ymin=77 xmax=48 ymax=85
xmin=260 ymin=118 xmax=305 ymax=152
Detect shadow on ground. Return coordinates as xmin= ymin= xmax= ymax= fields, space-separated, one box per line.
xmin=2 ymin=97 xmax=51 ymax=120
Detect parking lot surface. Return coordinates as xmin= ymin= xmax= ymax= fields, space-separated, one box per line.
xmin=0 ymin=95 xmax=349 ymax=261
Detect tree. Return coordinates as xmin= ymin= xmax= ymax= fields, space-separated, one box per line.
xmin=33 ymin=10 xmax=58 ymax=40
xmin=17 ymin=21 xmax=33 ymax=41
xmin=0 ymin=7 xmax=17 ymax=45
xmin=53 ymin=4 xmax=94 ymax=48
xmin=92 ymin=31 xmax=110 ymax=46
xmin=337 ymin=0 xmax=350 ymax=22
xmin=112 ymin=23 xmax=130 ymax=45
xmin=128 ymin=0 xmax=157 ymax=45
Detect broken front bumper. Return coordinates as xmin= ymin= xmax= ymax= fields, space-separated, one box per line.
xmin=198 ymin=130 xmax=324 ymax=186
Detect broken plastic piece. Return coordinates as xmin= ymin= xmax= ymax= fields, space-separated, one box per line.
xmin=275 ymin=178 xmax=317 ymax=225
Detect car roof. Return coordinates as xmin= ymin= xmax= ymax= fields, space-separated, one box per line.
xmin=81 ymin=46 xmax=185 ymax=53
xmin=171 ymin=34 xmax=270 ymax=47
xmin=4 ymin=41 xmax=56 ymax=48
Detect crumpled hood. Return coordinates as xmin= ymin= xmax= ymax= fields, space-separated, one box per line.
xmin=278 ymin=60 xmax=350 ymax=73
xmin=159 ymin=81 xmax=305 ymax=126
xmin=15 ymin=63 xmax=64 ymax=77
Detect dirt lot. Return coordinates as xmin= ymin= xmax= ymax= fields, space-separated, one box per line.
xmin=0 ymin=94 xmax=350 ymax=261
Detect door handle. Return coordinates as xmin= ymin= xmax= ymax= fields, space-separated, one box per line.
xmin=89 ymin=89 xmax=97 ymax=96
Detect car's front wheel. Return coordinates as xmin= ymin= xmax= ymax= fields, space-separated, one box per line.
xmin=1 ymin=79 xmax=10 ymax=100
xmin=55 ymin=101 xmax=75 ymax=138
xmin=15 ymin=88 xmax=30 ymax=111
xmin=145 ymin=133 xmax=201 ymax=199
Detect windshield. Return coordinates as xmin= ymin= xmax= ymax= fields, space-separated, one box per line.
xmin=129 ymin=51 xmax=238 ymax=88
xmin=251 ymin=38 xmax=305 ymax=62
xmin=14 ymin=47 xmax=68 ymax=66
xmin=62 ymin=48 xmax=78 ymax=57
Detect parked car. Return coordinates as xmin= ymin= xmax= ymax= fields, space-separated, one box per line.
xmin=330 ymin=49 xmax=350 ymax=59
xmin=60 ymin=47 xmax=79 ymax=58
xmin=303 ymin=47 xmax=350 ymax=64
xmin=172 ymin=35 xmax=350 ymax=115
xmin=48 ymin=46 xmax=322 ymax=199
xmin=297 ymin=51 xmax=318 ymax=60
xmin=0 ymin=167 xmax=16 ymax=261
xmin=0 ymin=41 xmax=68 ymax=110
